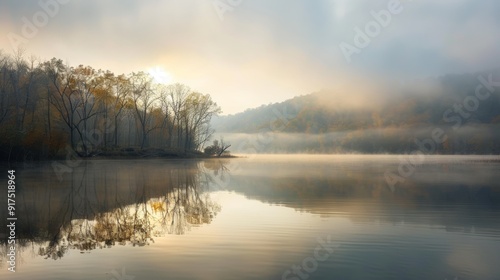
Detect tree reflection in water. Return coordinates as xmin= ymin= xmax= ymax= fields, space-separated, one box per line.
xmin=0 ymin=160 xmax=222 ymax=261
xmin=200 ymin=158 xmax=233 ymax=191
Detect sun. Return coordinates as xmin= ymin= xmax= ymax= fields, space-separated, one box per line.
xmin=148 ymin=66 xmax=173 ymax=84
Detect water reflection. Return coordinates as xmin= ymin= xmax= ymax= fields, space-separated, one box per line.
xmin=216 ymin=155 xmax=500 ymax=235
xmin=0 ymin=160 xmax=220 ymax=261
xmin=1 ymin=155 xmax=500 ymax=280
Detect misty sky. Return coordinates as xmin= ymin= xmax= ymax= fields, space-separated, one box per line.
xmin=1 ymin=0 xmax=499 ymax=114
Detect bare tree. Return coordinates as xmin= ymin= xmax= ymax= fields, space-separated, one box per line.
xmin=167 ymin=83 xmax=190 ymax=149
xmin=216 ymin=138 xmax=231 ymax=157
xmin=183 ymin=92 xmax=221 ymax=150
xmin=204 ymin=137 xmax=231 ymax=157
xmin=130 ymin=72 xmax=160 ymax=149
xmin=43 ymin=58 xmax=80 ymax=151
xmin=110 ymin=74 xmax=131 ymax=147
xmin=72 ymin=65 xmax=103 ymax=156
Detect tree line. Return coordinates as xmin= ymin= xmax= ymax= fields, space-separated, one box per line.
xmin=0 ymin=49 xmax=221 ymax=160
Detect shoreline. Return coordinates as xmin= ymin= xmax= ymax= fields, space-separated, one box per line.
xmin=1 ymin=153 xmax=498 ymax=164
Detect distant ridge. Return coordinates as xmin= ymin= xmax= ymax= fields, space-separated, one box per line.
xmin=212 ymin=69 xmax=500 ymax=154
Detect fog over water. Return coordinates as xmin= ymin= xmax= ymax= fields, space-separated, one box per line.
xmin=1 ymin=155 xmax=499 ymax=279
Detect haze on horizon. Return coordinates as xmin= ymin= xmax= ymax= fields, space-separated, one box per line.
xmin=1 ymin=0 xmax=499 ymax=115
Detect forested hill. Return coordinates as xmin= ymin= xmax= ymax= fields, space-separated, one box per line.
xmin=212 ymin=70 xmax=500 ymax=154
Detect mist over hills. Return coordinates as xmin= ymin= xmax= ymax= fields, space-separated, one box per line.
xmin=212 ymin=70 xmax=500 ymax=154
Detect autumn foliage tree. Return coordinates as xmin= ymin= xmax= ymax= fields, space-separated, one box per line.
xmin=0 ymin=49 xmax=221 ymax=160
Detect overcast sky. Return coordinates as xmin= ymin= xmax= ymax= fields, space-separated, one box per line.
xmin=1 ymin=0 xmax=499 ymax=114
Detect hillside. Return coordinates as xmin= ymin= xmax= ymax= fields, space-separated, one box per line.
xmin=212 ymin=70 xmax=500 ymax=154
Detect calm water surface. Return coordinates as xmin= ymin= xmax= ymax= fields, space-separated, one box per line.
xmin=1 ymin=155 xmax=500 ymax=280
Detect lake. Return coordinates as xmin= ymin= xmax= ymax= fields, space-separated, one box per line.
xmin=1 ymin=155 xmax=500 ymax=280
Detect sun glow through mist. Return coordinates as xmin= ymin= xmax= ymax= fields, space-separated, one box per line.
xmin=148 ymin=66 xmax=173 ymax=84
